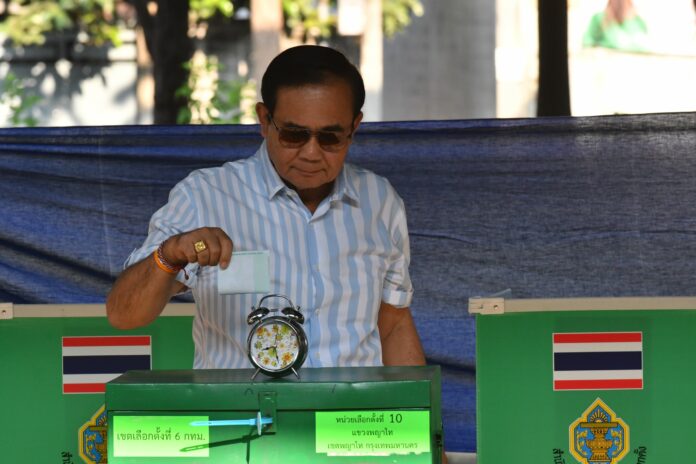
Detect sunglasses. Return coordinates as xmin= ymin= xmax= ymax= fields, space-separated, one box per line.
xmin=268 ymin=115 xmax=353 ymax=151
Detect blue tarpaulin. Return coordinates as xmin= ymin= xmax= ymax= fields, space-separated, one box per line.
xmin=1 ymin=112 xmax=695 ymax=452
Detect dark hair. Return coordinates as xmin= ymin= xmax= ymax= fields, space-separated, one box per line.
xmin=261 ymin=45 xmax=365 ymax=118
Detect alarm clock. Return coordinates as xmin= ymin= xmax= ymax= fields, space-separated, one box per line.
xmin=246 ymin=294 xmax=308 ymax=379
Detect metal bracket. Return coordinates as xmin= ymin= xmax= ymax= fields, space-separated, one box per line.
xmin=0 ymin=303 xmax=13 ymax=320
xmin=259 ymin=391 xmax=277 ymax=433
xmin=468 ymin=297 xmax=505 ymax=315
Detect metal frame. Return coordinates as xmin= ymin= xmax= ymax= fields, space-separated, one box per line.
xmin=3 ymin=303 xmax=196 ymax=319
xmin=469 ymin=296 xmax=696 ymax=315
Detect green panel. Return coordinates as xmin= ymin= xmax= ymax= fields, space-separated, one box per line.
xmin=476 ymin=309 xmax=696 ymax=463
xmin=0 ymin=315 xmax=194 ymax=463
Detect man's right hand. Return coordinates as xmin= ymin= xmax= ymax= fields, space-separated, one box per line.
xmin=161 ymin=227 xmax=234 ymax=270
xmin=106 ymin=226 xmax=233 ymax=330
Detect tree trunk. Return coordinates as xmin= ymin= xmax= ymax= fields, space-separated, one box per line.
xmin=537 ymin=0 xmax=571 ymax=116
xmin=133 ymin=0 xmax=192 ymax=124
xmin=250 ymin=0 xmax=283 ymax=91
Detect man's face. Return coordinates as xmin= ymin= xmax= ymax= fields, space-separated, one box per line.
xmin=257 ymin=80 xmax=362 ymax=197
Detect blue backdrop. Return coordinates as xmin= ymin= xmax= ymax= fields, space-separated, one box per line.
xmin=1 ymin=111 xmax=695 ymax=452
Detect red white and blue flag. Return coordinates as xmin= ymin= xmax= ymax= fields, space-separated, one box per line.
xmin=62 ymin=335 xmax=151 ymax=394
xmin=553 ymin=332 xmax=643 ymax=391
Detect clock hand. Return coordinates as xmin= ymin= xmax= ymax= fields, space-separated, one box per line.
xmin=261 ymin=345 xmax=278 ymax=361
xmin=274 ymin=331 xmax=283 ymax=362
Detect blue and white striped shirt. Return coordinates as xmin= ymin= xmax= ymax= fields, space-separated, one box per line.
xmin=125 ymin=142 xmax=413 ymax=369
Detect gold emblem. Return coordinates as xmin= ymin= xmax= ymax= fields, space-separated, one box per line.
xmin=78 ymin=405 xmax=107 ymax=464
xmin=569 ymin=398 xmax=629 ymax=464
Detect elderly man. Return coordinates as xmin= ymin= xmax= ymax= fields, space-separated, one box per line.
xmin=106 ymin=45 xmax=426 ymax=370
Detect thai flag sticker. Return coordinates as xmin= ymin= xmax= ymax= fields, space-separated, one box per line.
xmin=62 ymin=336 xmax=152 ymax=394
xmin=553 ymin=332 xmax=643 ymax=391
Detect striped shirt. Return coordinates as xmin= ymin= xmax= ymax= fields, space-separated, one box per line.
xmin=125 ymin=142 xmax=413 ymax=369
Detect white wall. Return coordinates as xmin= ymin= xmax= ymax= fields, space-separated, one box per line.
xmin=1 ymin=31 xmax=141 ymax=127
xmin=382 ymin=0 xmax=497 ymax=121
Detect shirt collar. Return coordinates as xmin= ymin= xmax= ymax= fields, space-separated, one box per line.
xmin=332 ymin=165 xmax=360 ymax=205
xmin=257 ymin=141 xmax=287 ymax=199
xmin=256 ymin=141 xmax=359 ymax=206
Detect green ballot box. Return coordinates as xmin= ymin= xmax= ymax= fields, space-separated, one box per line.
xmin=470 ymin=296 xmax=696 ymax=464
xmin=106 ymin=366 xmax=443 ymax=463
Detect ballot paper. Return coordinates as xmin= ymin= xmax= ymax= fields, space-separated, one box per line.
xmin=217 ymin=250 xmax=270 ymax=294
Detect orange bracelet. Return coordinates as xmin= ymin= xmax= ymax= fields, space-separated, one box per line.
xmin=153 ymin=243 xmax=188 ymax=279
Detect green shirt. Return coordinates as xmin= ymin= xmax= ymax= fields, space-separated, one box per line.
xmin=583 ymin=12 xmax=649 ymax=52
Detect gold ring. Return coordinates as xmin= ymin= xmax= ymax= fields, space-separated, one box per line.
xmin=194 ymin=240 xmax=208 ymax=253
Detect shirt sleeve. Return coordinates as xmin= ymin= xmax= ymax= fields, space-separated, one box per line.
xmin=381 ymin=192 xmax=414 ymax=308
xmin=123 ymin=180 xmax=201 ymax=288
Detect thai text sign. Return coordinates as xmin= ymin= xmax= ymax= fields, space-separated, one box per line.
xmin=112 ymin=415 xmax=209 ymax=457
xmin=315 ymin=410 xmax=430 ymax=457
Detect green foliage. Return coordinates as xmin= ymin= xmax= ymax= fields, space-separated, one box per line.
xmin=0 ymin=0 xmax=424 ymax=47
xmin=176 ymin=54 xmax=256 ymax=125
xmin=1 ymin=72 xmax=41 ymax=127
xmin=283 ymin=0 xmax=336 ymax=42
xmin=190 ymin=0 xmax=235 ymax=23
xmin=1 ymin=0 xmax=121 ymax=46
xmin=0 ymin=0 xmax=236 ymax=47
xmin=281 ymin=0 xmax=424 ymax=42
xmin=383 ymin=0 xmax=423 ymax=38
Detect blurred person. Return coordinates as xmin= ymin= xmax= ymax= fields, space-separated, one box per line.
xmin=583 ymin=0 xmax=649 ymax=52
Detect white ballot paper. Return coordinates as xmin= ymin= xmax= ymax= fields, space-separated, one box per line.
xmin=217 ymin=250 xmax=270 ymax=294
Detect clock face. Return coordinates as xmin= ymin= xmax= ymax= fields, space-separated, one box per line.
xmin=248 ymin=320 xmax=301 ymax=372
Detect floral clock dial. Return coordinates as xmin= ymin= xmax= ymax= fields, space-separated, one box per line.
xmin=246 ymin=295 xmax=308 ymax=379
